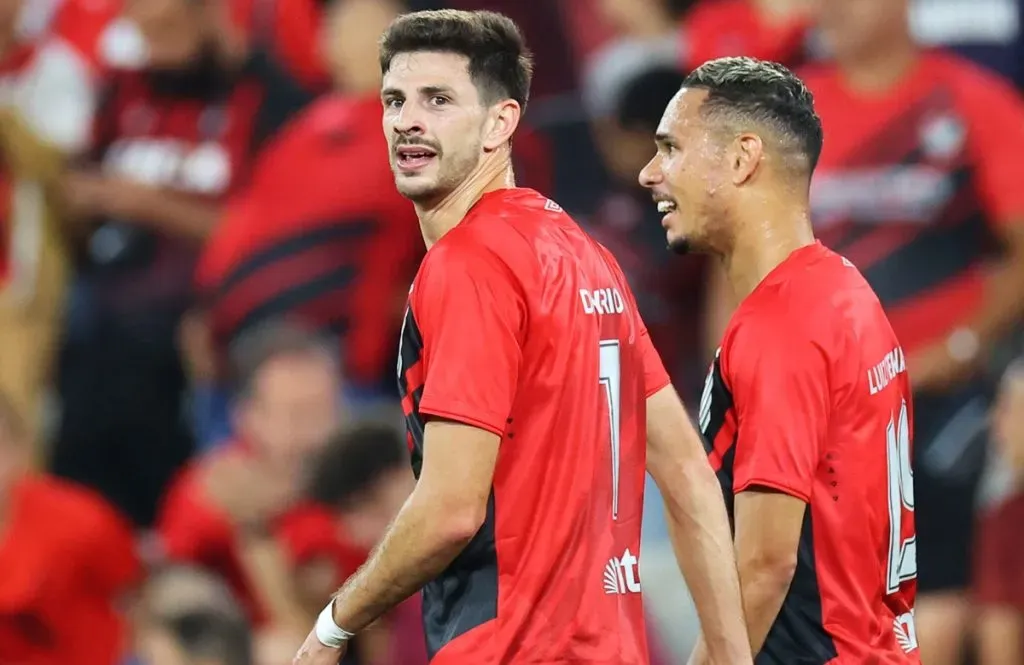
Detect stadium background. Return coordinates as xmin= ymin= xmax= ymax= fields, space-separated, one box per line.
xmin=0 ymin=0 xmax=1021 ymax=664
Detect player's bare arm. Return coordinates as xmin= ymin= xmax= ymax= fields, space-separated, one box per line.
xmin=292 ymin=419 xmax=498 ymax=664
xmin=733 ymin=489 xmax=804 ymax=652
xmin=646 ymin=385 xmax=753 ymax=664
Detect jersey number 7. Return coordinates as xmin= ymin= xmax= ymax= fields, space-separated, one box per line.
xmin=600 ymin=340 xmax=622 ymax=521
xmin=886 ymin=400 xmax=917 ymax=594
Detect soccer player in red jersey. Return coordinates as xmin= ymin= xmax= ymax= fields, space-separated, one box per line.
xmin=639 ymin=57 xmax=919 ymax=664
xmin=293 ymin=9 xmax=751 ymax=665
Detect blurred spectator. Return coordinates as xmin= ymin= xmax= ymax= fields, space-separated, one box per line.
xmin=695 ymin=1 xmax=1024 ymax=663
xmin=0 ymin=388 xmax=141 ymax=665
xmin=580 ymin=0 xmax=689 ymax=121
xmin=0 ymin=0 xmax=117 ymax=449
xmin=195 ymin=0 xmax=420 ymax=419
xmin=681 ymin=0 xmax=813 ymax=71
xmin=134 ymin=565 xmax=252 ymax=665
xmin=973 ymin=359 xmax=1024 ymax=665
xmin=309 ymin=423 xmax=421 ymax=665
xmin=156 ymin=322 xmax=376 ymax=663
xmin=49 ymin=0 xmax=314 ymax=527
xmin=158 ymin=324 xmax=342 ymax=619
xmin=309 ymin=423 xmax=413 ymax=561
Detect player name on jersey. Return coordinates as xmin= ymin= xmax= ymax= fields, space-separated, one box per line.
xmin=579 ymin=286 xmax=625 ymax=315
xmin=868 ymin=345 xmax=907 ymax=395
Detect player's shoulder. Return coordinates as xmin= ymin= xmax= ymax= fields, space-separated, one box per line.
xmin=726 ymin=243 xmax=860 ymax=349
xmin=423 ymin=188 xmax=565 ymax=270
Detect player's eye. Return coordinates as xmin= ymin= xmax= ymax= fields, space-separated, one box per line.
xmin=384 ymin=98 xmax=403 ymax=109
xmin=429 ymin=95 xmax=450 ymax=107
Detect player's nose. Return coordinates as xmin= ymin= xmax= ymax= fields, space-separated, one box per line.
xmin=392 ymin=102 xmax=427 ymax=135
xmin=638 ymin=155 xmax=661 ymax=188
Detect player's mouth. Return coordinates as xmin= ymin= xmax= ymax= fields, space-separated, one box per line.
xmin=395 ymin=144 xmax=438 ymax=172
xmin=654 ymin=197 xmax=678 ymax=225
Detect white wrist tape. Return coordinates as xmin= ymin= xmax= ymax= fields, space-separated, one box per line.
xmin=314 ymin=600 xmax=355 ymax=647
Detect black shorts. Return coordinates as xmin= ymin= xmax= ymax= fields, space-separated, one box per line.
xmin=911 ymin=382 xmax=991 ymax=594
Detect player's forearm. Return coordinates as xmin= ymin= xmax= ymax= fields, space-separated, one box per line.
xmin=330 ymin=490 xmax=478 ymax=633
xmin=736 ymin=562 xmax=795 ymax=655
xmin=656 ymin=462 xmax=751 ymax=662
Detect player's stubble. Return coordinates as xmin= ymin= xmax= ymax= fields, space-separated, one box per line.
xmin=393 ymin=135 xmax=483 ymax=204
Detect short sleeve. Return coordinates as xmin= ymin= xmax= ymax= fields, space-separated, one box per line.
xmin=961 ymin=67 xmax=1024 ymax=223
xmin=727 ymin=320 xmax=831 ymax=502
xmin=415 ymin=245 xmax=525 ymax=436
xmin=636 ymin=317 xmax=671 ymax=398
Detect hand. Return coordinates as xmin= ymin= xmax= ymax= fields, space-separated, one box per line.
xmin=291 ymin=629 xmax=347 ymax=665
xmin=908 ymin=341 xmax=977 ymax=394
xmin=201 ymin=452 xmax=300 ymax=528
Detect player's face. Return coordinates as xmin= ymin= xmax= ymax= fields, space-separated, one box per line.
xmin=812 ymin=0 xmax=908 ymax=61
xmin=638 ymin=88 xmax=733 ymax=255
xmin=381 ymin=52 xmax=491 ymax=204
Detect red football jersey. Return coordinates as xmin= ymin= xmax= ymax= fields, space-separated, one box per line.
xmin=701 ymin=242 xmax=919 ymax=664
xmin=0 ymin=475 xmax=141 ymax=665
xmin=397 ymin=188 xmax=670 ymax=664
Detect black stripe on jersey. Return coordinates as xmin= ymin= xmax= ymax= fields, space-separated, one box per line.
xmin=396 ymin=306 xmax=499 ymax=659
xmin=397 ymin=306 xmax=426 ymax=475
xmin=704 ymin=354 xmax=838 ymax=665
xmin=215 ymin=221 xmax=377 ymax=296
xmin=756 ymin=514 xmax=837 ymax=665
xmin=700 ymin=354 xmax=733 ymax=454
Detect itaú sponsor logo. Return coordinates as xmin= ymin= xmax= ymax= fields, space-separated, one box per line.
xmin=603 ymin=548 xmax=642 ymax=595
xmin=810 ymin=166 xmax=954 ymax=227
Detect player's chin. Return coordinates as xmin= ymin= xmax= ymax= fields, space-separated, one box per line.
xmin=664 ymin=228 xmax=692 ymax=255
xmin=394 ymin=176 xmax=440 ymax=202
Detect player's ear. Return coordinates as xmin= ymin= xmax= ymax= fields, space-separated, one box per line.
xmin=482 ymin=99 xmax=521 ymax=152
xmin=729 ymin=133 xmax=764 ymax=185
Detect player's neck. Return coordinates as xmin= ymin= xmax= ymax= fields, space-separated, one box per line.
xmin=724 ymin=208 xmax=815 ymax=302
xmin=837 ymin=36 xmax=918 ymax=95
xmin=416 ymin=154 xmax=516 ymax=249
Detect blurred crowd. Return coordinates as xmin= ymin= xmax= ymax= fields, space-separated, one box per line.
xmin=0 ymin=0 xmax=1022 ymax=664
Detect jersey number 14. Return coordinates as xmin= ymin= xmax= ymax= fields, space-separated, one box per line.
xmin=886 ymin=400 xmax=917 ymax=594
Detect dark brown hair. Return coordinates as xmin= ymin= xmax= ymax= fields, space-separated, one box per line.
xmin=684 ymin=57 xmax=824 ymax=175
xmin=379 ymin=9 xmax=534 ymax=109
